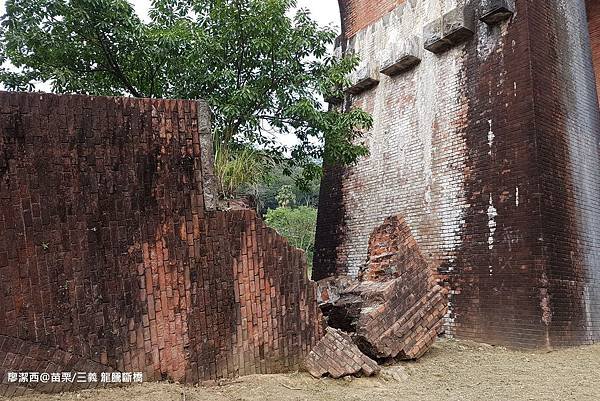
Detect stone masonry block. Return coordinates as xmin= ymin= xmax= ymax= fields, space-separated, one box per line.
xmin=423 ymin=18 xmax=450 ymax=54
xmin=347 ymin=64 xmax=380 ymax=95
xmin=424 ymin=6 xmax=475 ymax=54
xmin=443 ymin=6 xmax=476 ymax=46
xmin=380 ymin=36 xmax=422 ymax=77
xmin=480 ymin=0 xmax=515 ymax=25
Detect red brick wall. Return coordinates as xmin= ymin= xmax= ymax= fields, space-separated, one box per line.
xmin=315 ymin=0 xmax=600 ymax=347
xmin=187 ymin=209 xmax=322 ymax=381
xmin=338 ymin=0 xmax=403 ymax=38
xmin=527 ymin=0 xmax=600 ymax=346
xmin=587 ymin=0 xmax=600 ymax=101
xmin=454 ymin=0 xmax=574 ymax=347
xmin=0 ymin=91 xmax=322 ymax=395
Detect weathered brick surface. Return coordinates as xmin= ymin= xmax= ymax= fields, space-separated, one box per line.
xmin=359 ymin=214 xmax=431 ymax=282
xmin=315 ymin=1 xmax=472 ymax=282
xmin=523 ymin=0 xmax=600 ymax=346
xmin=303 ymin=327 xmax=379 ymax=379
xmin=358 ymin=283 xmax=447 ymax=360
xmin=0 ymin=335 xmax=115 ymax=397
xmin=187 ymin=209 xmax=323 ymax=381
xmin=321 ymin=279 xmax=447 ymax=360
xmin=0 ymin=91 xmax=322 ymax=395
xmin=588 ymin=0 xmax=600 ymax=103
xmin=313 ymin=164 xmax=346 ymax=281
xmin=338 ymin=0 xmax=402 ymax=38
xmin=315 ymin=0 xmax=600 ymax=348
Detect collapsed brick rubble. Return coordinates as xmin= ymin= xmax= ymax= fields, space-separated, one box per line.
xmin=305 ymin=215 xmax=448 ymax=377
xmin=303 ymin=327 xmax=380 ymax=379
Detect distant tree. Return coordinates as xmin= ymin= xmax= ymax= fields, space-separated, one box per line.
xmin=275 ymin=185 xmax=296 ymax=208
xmin=255 ymin=166 xmax=320 ymax=214
xmin=265 ymin=205 xmax=317 ymax=271
xmin=0 ymin=0 xmax=372 ymax=188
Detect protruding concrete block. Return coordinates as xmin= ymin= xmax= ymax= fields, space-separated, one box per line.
xmin=424 ymin=6 xmax=475 ymax=54
xmin=324 ymin=93 xmax=343 ymax=105
xmin=443 ymin=6 xmax=476 ymax=46
xmin=423 ymin=18 xmax=450 ymax=54
xmin=480 ymin=0 xmax=515 ymax=25
xmin=346 ymin=64 xmax=380 ymax=95
xmin=380 ymin=36 xmax=422 ymax=76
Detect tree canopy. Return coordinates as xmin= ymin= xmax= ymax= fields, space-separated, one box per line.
xmin=0 ymin=0 xmax=371 ymax=185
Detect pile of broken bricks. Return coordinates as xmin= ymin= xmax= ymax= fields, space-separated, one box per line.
xmin=304 ymin=214 xmax=448 ymax=379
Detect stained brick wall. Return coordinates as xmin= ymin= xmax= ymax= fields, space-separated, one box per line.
xmin=0 ymin=91 xmax=322 ymax=396
xmin=314 ymin=0 xmax=600 ymax=347
xmin=187 ymin=210 xmax=322 ymax=381
xmin=528 ymin=0 xmax=600 ymax=346
xmin=338 ymin=0 xmax=403 ymax=38
xmin=587 ymin=0 xmax=600 ymax=101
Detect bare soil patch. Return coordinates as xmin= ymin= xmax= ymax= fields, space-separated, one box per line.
xmin=4 ymin=339 xmax=600 ymax=401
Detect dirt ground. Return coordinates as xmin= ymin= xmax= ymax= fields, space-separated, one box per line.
xmin=4 ymin=339 xmax=600 ymax=401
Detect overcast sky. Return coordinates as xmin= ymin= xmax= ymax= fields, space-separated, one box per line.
xmin=0 ymin=1 xmax=340 ymax=27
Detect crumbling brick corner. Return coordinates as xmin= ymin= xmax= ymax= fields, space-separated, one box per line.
xmin=305 ymin=214 xmax=448 ymax=378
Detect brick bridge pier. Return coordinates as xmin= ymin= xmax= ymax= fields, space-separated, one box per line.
xmin=314 ymin=0 xmax=600 ymax=348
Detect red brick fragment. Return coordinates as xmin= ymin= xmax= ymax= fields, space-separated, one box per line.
xmin=304 ymin=327 xmax=380 ymax=379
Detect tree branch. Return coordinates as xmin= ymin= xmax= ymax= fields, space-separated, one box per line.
xmin=96 ymin=31 xmax=143 ymax=97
